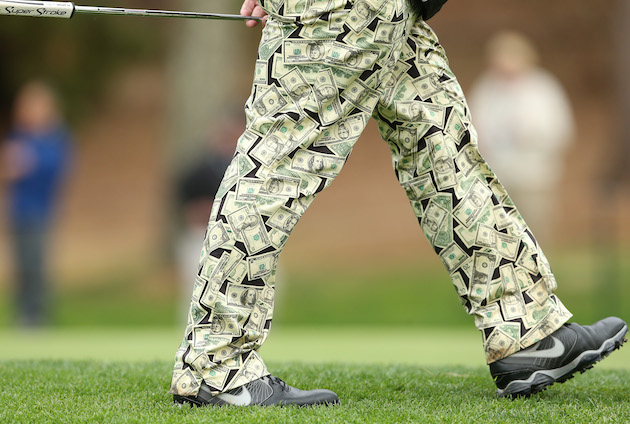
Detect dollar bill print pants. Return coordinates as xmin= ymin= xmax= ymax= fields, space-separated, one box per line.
xmin=170 ymin=0 xmax=573 ymax=396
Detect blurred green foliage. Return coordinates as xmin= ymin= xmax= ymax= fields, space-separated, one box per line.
xmin=0 ymin=0 xmax=174 ymax=130
xmin=1 ymin=248 xmax=627 ymax=328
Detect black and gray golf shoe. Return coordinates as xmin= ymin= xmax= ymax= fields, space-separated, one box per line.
xmin=174 ymin=375 xmax=340 ymax=407
xmin=490 ymin=316 xmax=627 ymax=398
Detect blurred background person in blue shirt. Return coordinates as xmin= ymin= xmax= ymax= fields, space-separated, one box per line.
xmin=2 ymin=81 xmax=72 ymax=327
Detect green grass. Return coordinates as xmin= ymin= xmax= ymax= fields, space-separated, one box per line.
xmin=1 ymin=247 xmax=628 ymax=422
xmin=1 ymin=327 xmax=629 ymax=422
xmin=1 ymin=360 xmax=629 ymax=423
xmin=2 ymin=326 xmax=629 ymax=369
xmin=0 ymin=327 xmax=488 ymax=365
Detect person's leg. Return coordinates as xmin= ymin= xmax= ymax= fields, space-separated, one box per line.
xmin=12 ymin=221 xmax=48 ymax=326
xmin=373 ymin=17 xmax=626 ymax=397
xmin=374 ymin=18 xmax=572 ymax=363
xmin=170 ymin=0 xmax=409 ymax=401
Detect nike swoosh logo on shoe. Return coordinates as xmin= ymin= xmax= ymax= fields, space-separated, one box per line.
xmin=216 ymin=386 xmax=252 ymax=406
xmin=509 ymin=336 xmax=566 ymax=359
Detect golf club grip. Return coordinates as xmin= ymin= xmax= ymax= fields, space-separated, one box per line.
xmin=0 ymin=0 xmax=74 ymax=18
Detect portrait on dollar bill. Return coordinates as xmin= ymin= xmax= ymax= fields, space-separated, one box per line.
xmin=210 ymin=315 xmax=226 ymax=335
xmin=306 ymin=41 xmax=325 ymax=61
xmin=308 ymin=155 xmax=325 ymax=173
xmin=264 ymin=178 xmax=284 ymax=196
xmin=240 ymin=289 xmax=257 ymax=307
xmin=228 ymin=207 xmax=261 ymax=233
xmin=314 ymin=84 xmax=337 ymax=103
xmin=227 ymin=284 xmax=261 ymax=309
xmin=170 ymin=369 xmax=201 ymax=397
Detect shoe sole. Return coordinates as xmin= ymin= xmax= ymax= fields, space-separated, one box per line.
xmin=173 ymin=395 xmax=340 ymax=408
xmin=497 ymin=324 xmax=628 ymax=398
xmin=174 ymin=394 xmax=223 ymax=407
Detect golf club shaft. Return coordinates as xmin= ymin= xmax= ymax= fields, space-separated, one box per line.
xmin=0 ymin=0 xmax=261 ymax=21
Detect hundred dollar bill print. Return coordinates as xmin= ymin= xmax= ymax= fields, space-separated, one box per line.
xmin=170 ymin=0 xmax=571 ymax=396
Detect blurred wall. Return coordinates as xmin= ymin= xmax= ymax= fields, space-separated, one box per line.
xmin=166 ymin=0 xmax=260 ymax=174
xmin=0 ymin=0 xmax=627 ymax=291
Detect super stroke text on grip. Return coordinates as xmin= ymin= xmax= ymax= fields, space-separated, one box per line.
xmin=3 ymin=6 xmax=69 ymax=16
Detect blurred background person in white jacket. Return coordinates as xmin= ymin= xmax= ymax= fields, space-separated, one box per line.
xmin=470 ymin=31 xmax=575 ymax=246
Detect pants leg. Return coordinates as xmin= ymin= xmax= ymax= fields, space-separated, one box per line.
xmin=12 ymin=221 xmax=49 ymax=326
xmin=372 ymin=19 xmax=572 ymax=364
xmin=170 ymin=0 xmax=410 ymax=396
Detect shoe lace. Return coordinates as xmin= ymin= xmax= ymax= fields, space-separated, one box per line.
xmin=269 ymin=375 xmax=290 ymax=392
